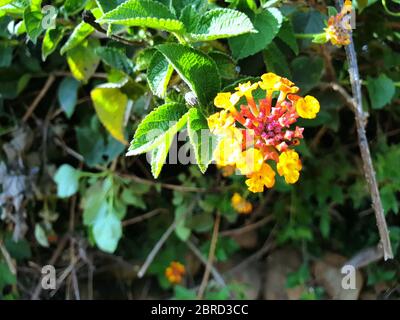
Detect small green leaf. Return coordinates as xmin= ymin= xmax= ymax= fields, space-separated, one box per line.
xmin=277 ymin=19 xmax=299 ymax=55
xmin=54 ymin=164 xmax=81 ymax=198
xmin=57 ymin=77 xmax=80 ymax=118
xmin=96 ymin=46 xmax=135 ymax=75
xmin=156 ymin=43 xmax=221 ymax=106
xmin=92 ymin=204 xmax=122 ymax=253
xmin=91 ymin=84 xmax=129 ymax=144
xmin=97 ymin=0 xmax=184 ymax=32
xmin=184 ymin=8 xmax=255 ymax=42
xmin=60 ymin=22 xmax=94 ymax=55
xmin=367 ymin=74 xmax=396 ymax=109
xmin=42 ymin=26 xmax=64 ymax=61
xmin=127 ymin=102 xmax=188 ymax=155
xmin=23 ymin=7 xmax=43 ymax=44
xmin=187 ymin=108 xmax=216 ymax=173
xmin=66 ymin=38 xmax=100 ymax=83
xmin=34 ymin=224 xmax=49 ymax=248
xmin=228 ymin=8 xmax=283 ymax=60
xmin=150 ymin=133 xmax=175 ymax=178
xmin=147 ymin=51 xmax=174 ymax=98
xmin=64 ymin=0 xmax=88 ymax=15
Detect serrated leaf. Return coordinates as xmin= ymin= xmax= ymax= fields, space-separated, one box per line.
xmin=23 ymin=7 xmax=43 ymax=44
xmin=54 ymin=164 xmax=81 ymax=198
xmin=127 ymin=102 xmax=188 ymax=155
xmin=147 ymin=51 xmax=174 ymax=98
xmin=208 ymin=51 xmax=237 ymax=80
xmin=57 ymin=77 xmax=80 ymax=118
xmin=91 ymin=84 xmax=129 ymax=144
xmin=367 ymin=74 xmax=396 ymax=109
xmin=66 ymin=38 xmax=100 ymax=83
xmin=184 ymin=8 xmax=255 ymax=42
xmin=97 ymin=0 xmax=184 ymax=32
xmin=60 ymin=22 xmax=94 ymax=55
xmin=228 ymin=8 xmax=283 ymax=60
xmin=150 ymin=132 xmax=175 ymax=178
xmin=156 ymin=43 xmax=221 ymax=106
xmin=187 ymin=108 xmax=216 ymax=173
xmin=42 ymin=26 xmax=64 ymax=61
xmin=96 ymin=46 xmax=135 ymax=75
xmin=278 ymin=19 xmax=298 ymax=55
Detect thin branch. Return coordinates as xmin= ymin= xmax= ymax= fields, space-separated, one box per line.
xmin=334 ymin=0 xmax=393 ymax=260
xmin=220 ymin=215 xmax=273 ymax=237
xmin=122 ymin=208 xmax=168 ymax=227
xmin=186 ymin=239 xmax=226 ymax=288
xmin=197 ymin=214 xmax=221 ymax=300
xmin=22 ymin=75 xmax=55 ymax=122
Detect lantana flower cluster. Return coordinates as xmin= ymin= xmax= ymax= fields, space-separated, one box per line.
xmin=165 ymin=261 xmax=186 ymax=285
xmin=208 ymin=72 xmax=320 ymax=193
xmin=324 ymin=0 xmax=353 ymax=46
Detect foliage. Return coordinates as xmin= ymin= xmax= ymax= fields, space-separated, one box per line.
xmin=0 ymin=0 xmax=399 ymax=300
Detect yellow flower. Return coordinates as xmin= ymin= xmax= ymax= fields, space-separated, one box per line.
xmin=277 ymin=150 xmax=302 ymax=184
xmin=236 ymin=147 xmax=264 ymax=175
xmin=207 ymin=110 xmax=235 ymax=134
xmin=165 ymin=261 xmax=186 ymax=285
xmin=295 ymin=95 xmax=320 ymax=119
xmin=245 ymin=163 xmax=276 ymax=193
xmin=214 ymin=135 xmax=242 ymax=166
xmin=259 ymin=72 xmax=282 ymax=91
xmin=214 ymin=92 xmax=238 ymax=111
xmin=231 ymin=193 xmax=253 ymax=214
xmin=235 ymin=81 xmax=258 ymax=99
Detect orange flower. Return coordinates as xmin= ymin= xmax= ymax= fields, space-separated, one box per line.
xmin=231 ymin=193 xmax=253 ymax=214
xmin=165 ymin=261 xmax=186 ymax=285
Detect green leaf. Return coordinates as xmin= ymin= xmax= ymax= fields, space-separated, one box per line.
xmin=42 ymin=26 xmax=64 ymax=61
xmin=0 ymin=43 xmax=12 ymax=68
xmin=82 ymin=180 xmax=112 ymax=225
xmin=23 ymin=7 xmax=43 ymax=44
xmin=187 ymin=108 xmax=216 ymax=173
xmin=54 ymin=164 xmax=81 ymax=198
xmin=92 ymin=204 xmax=122 ymax=253
xmin=127 ymin=102 xmax=188 ymax=155
xmin=291 ymin=55 xmax=324 ymax=94
xmin=57 ymin=77 xmax=80 ymax=118
xmin=90 ymin=83 xmax=129 ymax=144
xmin=228 ymin=8 xmax=283 ymax=60
xmin=0 ymin=262 xmax=16 ymax=293
xmin=367 ymin=74 xmax=396 ymax=109
xmin=34 ymin=224 xmax=49 ymax=248
xmin=150 ymin=133 xmax=175 ymax=178
xmin=147 ymin=51 xmax=174 ymax=98
xmin=208 ymin=51 xmax=237 ymax=80
xmin=263 ymin=42 xmax=291 ymax=78
xmin=184 ymin=8 xmax=255 ymax=42
xmin=0 ymin=1 xmax=13 ymax=6
xmin=97 ymin=0 xmax=184 ymax=32
xmin=95 ymin=46 xmax=135 ymax=75
xmin=66 ymin=38 xmax=100 ymax=83
xmin=60 ymin=22 xmax=94 ymax=55
xmin=64 ymin=0 xmax=88 ymax=15
xmin=156 ymin=43 xmax=221 ymax=106
xmin=96 ymin=0 xmax=127 ymax=13
xmin=277 ymin=19 xmax=298 ymax=55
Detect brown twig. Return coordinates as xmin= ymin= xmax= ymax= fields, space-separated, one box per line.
xmin=22 ymin=75 xmax=55 ymax=122
xmin=122 ymin=208 xmax=168 ymax=227
xmin=220 ymin=215 xmax=273 ymax=237
xmin=197 ymin=214 xmax=221 ymax=300
xmin=335 ymin=0 xmax=393 ymax=260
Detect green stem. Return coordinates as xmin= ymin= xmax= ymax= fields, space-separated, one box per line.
xmin=294 ymin=33 xmax=318 ymax=39
xmin=172 ymin=32 xmax=188 ymax=45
